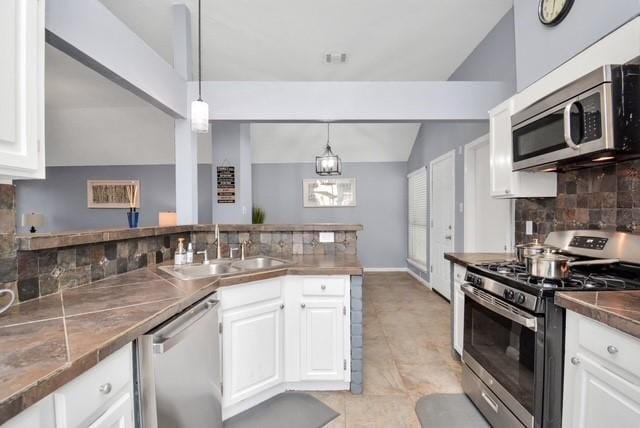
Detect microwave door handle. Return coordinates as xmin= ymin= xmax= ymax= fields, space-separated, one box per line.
xmin=563 ymin=103 xmax=580 ymax=150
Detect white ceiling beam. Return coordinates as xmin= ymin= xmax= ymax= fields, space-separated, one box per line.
xmin=45 ymin=0 xmax=187 ymax=118
xmin=193 ymin=81 xmax=511 ymax=122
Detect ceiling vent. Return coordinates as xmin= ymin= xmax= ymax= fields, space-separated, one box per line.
xmin=324 ymin=52 xmax=347 ymax=64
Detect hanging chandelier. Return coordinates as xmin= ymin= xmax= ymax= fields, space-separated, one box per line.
xmin=191 ymin=0 xmax=209 ymax=133
xmin=315 ymin=123 xmax=342 ymax=176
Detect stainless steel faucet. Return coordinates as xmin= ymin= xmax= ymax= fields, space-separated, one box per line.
xmin=197 ymin=249 xmax=210 ymax=264
xmin=241 ymin=240 xmax=250 ymax=260
xmin=214 ymin=224 xmax=221 ymax=259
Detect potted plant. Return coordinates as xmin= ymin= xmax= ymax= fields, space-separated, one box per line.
xmin=126 ymin=183 xmax=139 ymax=228
xmin=252 ymin=206 xmax=266 ymax=224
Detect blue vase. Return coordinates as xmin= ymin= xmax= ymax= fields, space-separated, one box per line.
xmin=127 ymin=211 xmax=139 ymax=228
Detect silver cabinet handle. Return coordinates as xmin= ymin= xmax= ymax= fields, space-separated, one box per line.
xmin=99 ymin=383 xmax=112 ymax=394
xmin=607 ymin=345 xmax=618 ymax=355
xmin=301 ymin=303 xmax=306 ymax=308
xmin=445 ymin=235 xmax=452 ymax=240
xmin=280 ymin=304 xmax=284 ymax=310
xmin=570 ymin=356 xmax=581 ymax=366
xmin=504 ymin=189 xmax=510 ymax=194
xmin=321 ymin=284 xmax=326 ymax=290
xmin=481 ymin=391 xmax=499 ymax=413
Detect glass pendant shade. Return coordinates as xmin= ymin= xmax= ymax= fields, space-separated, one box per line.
xmin=315 ymin=144 xmax=342 ymax=176
xmin=191 ymin=99 xmax=209 ymax=133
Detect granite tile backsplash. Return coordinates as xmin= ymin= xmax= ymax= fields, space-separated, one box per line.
xmin=515 ymin=159 xmax=640 ymax=244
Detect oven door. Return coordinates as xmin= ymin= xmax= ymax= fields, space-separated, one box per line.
xmin=462 ymin=284 xmax=539 ymax=427
xmin=512 ymin=84 xmax=612 ymax=171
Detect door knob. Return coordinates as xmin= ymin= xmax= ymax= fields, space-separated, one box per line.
xmin=570 ymin=356 xmax=580 ymax=366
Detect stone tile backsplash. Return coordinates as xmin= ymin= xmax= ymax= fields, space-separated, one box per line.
xmin=515 ymin=159 xmax=640 ymax=244
xmin=1 ymin=222 xmax=358 ymax=305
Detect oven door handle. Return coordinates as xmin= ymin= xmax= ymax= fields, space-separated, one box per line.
xmin=461 ymin=283 xmax=538 ymax=331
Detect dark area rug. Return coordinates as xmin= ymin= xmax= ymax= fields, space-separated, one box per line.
xmin=223 ymin=392 xmax=339 ymax=428
xmin=415 ymin=393 xmax=490 ymax=428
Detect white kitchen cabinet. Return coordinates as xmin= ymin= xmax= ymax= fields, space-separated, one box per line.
xmin=452 ymin=263 xmax=466 ymax=355
xmin=0 ymin=0 xmax=45 ymax=180
xmin=87 ymin=393 xmax=134 ymax=428
xmin=299 ymin=298 xmax=346 ymax=381
xmin=1 ymin=396 xmax=55 ymax=428
xmin=489 ymin=98 xmax=557 ymax=199
xmin=221 ymin=298 xmax=285 ymax=408
xmin=563 ymin=311 xmax=640 ymax=427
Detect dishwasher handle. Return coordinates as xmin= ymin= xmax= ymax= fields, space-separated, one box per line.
xmin=153 ymin=298 xmax=219 ymax=354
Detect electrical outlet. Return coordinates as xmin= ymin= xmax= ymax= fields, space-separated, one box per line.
xmin=318 ymin=232 xmax=335 ymax=243
xmin=526 ymin=221 xmax=533 ymax=235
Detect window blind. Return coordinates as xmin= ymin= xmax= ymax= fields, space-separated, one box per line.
xmin=408 ymin=167 xmax=427 ymax=268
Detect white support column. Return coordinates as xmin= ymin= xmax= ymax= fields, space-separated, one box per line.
xmin=173 ymin=3 xmax=198 ymax=225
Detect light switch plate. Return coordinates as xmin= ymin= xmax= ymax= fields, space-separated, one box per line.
xmin=318 ymin=232 xmax=335 ymax=243
xmin=526 ymin=221 xmax=533 ymax=235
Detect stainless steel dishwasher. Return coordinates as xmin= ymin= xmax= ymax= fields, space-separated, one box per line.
xmin=135 ymin=295 xmax=222 ymax=428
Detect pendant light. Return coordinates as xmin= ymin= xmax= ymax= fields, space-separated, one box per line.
xmin=191 ymin=0 xmax=209 ymax=133
xmin=315 ymin=123 xmax=342 ymax=176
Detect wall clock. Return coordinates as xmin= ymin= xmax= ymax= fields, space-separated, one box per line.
xmin=538 ymin=0 xmax=574 ymax=26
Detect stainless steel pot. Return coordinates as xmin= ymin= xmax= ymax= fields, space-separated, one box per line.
xmin=515 ymin=239 xmax=557 ymax=263
xmin=525 ymin=251 xmax=619 ymax=280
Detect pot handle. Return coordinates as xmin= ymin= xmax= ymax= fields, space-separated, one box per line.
xmin=568 ymin=258 xmax=620 ymax=267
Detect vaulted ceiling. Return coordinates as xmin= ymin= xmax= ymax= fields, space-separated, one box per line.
xmin=98 ymin=0 xmax=512 ymax=81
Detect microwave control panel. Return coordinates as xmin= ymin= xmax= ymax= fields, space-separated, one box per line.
xmin=569 ymin=236 xmax=608 ymax=250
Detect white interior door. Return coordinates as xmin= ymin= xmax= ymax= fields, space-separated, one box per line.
xmin=429 ymin=150 xmax=455 ymax=300
xmin=465 ymin=135 xmax=513 ymax=252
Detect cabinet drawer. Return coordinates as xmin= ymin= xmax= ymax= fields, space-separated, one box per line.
xmin=302 ymin=277 xmax=346 ymax=296
xmin=219 ymin=278 xmax=282 ymax=309
xmin=453 ymin=264 xmax=466 ymax=282
xmin=54 ymin=344 xmax=132 ymax=428
xmin=577 ymin=313 xmax=640 ymax=380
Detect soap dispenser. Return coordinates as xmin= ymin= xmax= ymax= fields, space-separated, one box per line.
xmin=175 ymin=238 xmax=187 ymax=265
xmin=186 ymin=242 xmax=194 ymax=264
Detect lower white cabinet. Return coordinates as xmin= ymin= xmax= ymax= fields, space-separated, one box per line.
xmin=563 ymin=311 xmax=640 ymax=427
xmin=221 ymin=298 xmax=285 ymax=407
xmin=452 ymin=263 xmax=466 ymax=355
xmin=218 ymin=275 xmax=351 ymax=419
xmin=299 ymin=298 xmax=345 ymax=381
xmin=1 ymin=344 xmax=134 ymax=428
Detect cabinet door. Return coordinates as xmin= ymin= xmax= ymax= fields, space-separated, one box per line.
xmin=489 ymin=99 xmax=515 ymax=197
xmin=87 ymin=392 xmax=134 ymax=428
xmin=299 ymin=298 xmax=345 ymax=381
xmin=453 ymin=282 xmax=464 ymax=355
xmin=563 ymin=352 xmax=640 ymax=428
xmin=222 ymin=299 xmax=284 ymax=406
xmin=0 ymin=0 xmax=44 ymax=178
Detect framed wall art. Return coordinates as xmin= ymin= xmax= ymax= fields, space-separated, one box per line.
xmin=303 ymin=178 xmax=356 ymax=208
xmin=87 ymin=180 xmax=140 ymax=209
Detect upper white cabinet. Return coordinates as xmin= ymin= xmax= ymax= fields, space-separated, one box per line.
xmin=489 ymin=98 xmax=557 ymax=198
xmin=563 ymin=311 xmax=640 ymax=428
xmin=0 ymin=0 xmax=45 ymax=180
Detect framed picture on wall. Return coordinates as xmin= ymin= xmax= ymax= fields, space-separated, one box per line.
xmin=303 ymin=178 xmax=356 ymax=208
xmin=87 ymin=180 xmax=140 ymax=209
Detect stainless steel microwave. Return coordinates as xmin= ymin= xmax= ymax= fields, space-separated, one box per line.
xmin=511 ymin=63 xmax=640 ymax=171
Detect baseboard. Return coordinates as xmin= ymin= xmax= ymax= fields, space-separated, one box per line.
xmin=363 ymin=267 xmax=408 ymax=272
xmin=407 ymin=268 xmax=431 ymax=289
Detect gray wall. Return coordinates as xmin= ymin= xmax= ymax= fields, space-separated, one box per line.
xmin=513 ymin=0 xmax=640 ymax=91
xmin=15 ymin=165 xmax=212 ymax=233
xmin=211 ymin=122 xmax=252 ymax=224
xmin=406 ymin=9 xmax=516 ymax=281
xmin=252 ymin=162 xmax=407 ymax=269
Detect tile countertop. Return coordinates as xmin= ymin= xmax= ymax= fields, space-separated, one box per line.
xmin=444 ymin=252 xmax=516 ymax=268
xmin=555 ymin=291 xmax=640 ymax=340
xmin=0 ymin=254 xmax=362 ymax=424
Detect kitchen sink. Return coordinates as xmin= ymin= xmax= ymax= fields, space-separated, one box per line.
xmin=231 ymin=257 xmax=287 ymax=270
xmin=159 ymin=261 xmax=240 ymax=280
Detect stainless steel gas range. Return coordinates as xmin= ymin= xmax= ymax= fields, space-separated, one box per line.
xmin=461 ymin=230 xmax=640 ymax=428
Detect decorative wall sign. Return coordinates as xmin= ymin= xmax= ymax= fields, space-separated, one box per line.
xmin=217 ymin=166 xmax=236 ymax=204
xmin=87 ymin=180 xmax=140 ymax=209
xmin=303 ymin=178 xmax=356 ymax=208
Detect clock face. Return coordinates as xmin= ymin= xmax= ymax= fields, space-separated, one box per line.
xmin=538 ymin=0 xmax=574 ymax=26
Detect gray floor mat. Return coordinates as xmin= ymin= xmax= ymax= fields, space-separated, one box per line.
xmin=415 ymin=393 xmax=490 ymax=428
xmin=223 ymin=392 xmax=339 ymax=428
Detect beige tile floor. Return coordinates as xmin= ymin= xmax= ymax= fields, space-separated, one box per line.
xmin=312 ymin=272 xmax=463 ymax=428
